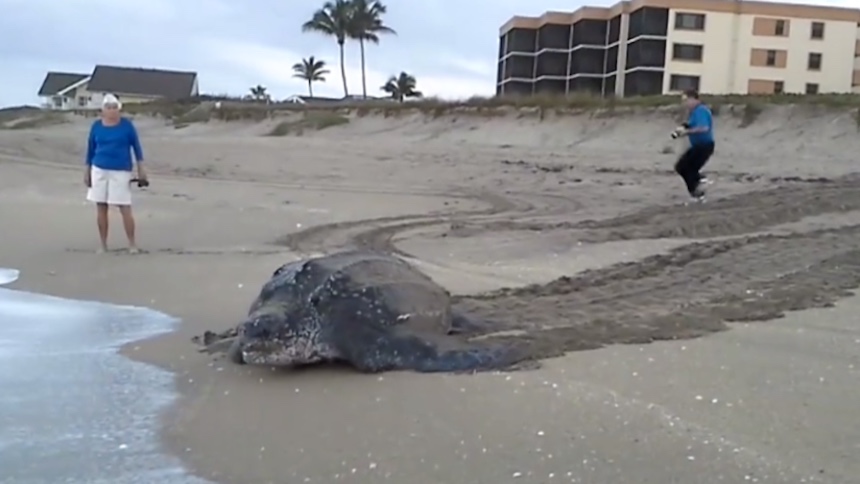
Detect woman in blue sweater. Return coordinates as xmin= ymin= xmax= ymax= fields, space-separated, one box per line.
xmin=84 ymin=94 xmax=148 ymax=253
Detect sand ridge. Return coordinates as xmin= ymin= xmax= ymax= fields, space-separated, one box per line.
xmin=1 ymin=101 xmax=860 ymax=483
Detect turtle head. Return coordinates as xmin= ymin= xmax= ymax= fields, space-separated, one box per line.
xmin=231 ymin=309 xmax=328 ymax=367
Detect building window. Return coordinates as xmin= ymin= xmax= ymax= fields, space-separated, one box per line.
xmin=77 ymin=97 xmax=87 ymax=107
xmin=672 ymin=43 xmax=704 ymax=61
xmin=669 ymin=74 xmax=701 ymax=92
xmin=808 ymin=52 xmax=822 ymax=70
xmin=810 ymin=22 xmax=824 ymax=39
xmin=805 ymin=83 xmax=819 ymax=94
xmin=675 ymin=13 xmax=705 ymax=31
xmin=774 ymin=19 xmax=786 ymax=36
xmin=766 ymin=50 xmax=777 ymax=66
xmin=774 ymin=81 xmax=784 ymax=94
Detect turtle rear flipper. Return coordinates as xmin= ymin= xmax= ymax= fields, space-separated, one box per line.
xmin=415 ymin=344 xmax=526 ymax=373
xmin=449 ymin=310 xmax=494 ymax=335
xmin=336 ymin=331 xmax=525 ymax=373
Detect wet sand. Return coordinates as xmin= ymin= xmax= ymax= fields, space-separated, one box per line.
xmin=1 ymin=103 xmax=859 ymax=483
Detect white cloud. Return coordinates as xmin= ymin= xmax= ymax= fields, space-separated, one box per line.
xmin=198 ymin=38 xmax=493 ymax=100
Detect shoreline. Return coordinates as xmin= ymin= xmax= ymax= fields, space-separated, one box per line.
xmin=2 ymin=104 xmax=860 ymax=482
xmin=0 ymin=278 xmax=213 ymax=483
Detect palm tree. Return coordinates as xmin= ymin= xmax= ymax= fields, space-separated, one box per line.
xmin=292 ymin=56 xmax=330 ymax=97
xmin=348 ymin=0 xmax=396 ymax=99
xmin=249 ymin=85 xmax=269 ymax=102
xmin=302 ymin=0 xmax=353 ymax=97
xmin=381 ymin=72 xmax=422 ymax=102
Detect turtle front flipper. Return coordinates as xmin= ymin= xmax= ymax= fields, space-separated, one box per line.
xmin=336 ymin=331 xmax=524 ymax=373
xmin=227 ymin=337 xmax=245 ymax=364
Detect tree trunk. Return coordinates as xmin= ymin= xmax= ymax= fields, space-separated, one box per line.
xmin=308 ymin=80 xmax=313 ymax=97
xmin=338 ymin=40 xmax=349 ymax=97
xmin=359 ymin=39 xmax=367 ymax=99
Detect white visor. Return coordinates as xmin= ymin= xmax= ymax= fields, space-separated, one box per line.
xmin=102 ymin=94 xmax=122 ymax=109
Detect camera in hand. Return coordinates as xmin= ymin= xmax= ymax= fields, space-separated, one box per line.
xmin=670 ymin=122 xmax=691 ymax=139
xmin=130 ymin=177 xmax=150 ymax=188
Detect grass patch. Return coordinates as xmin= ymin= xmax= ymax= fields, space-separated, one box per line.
xmin=89 ymin=92 xmax=860 ymax=128
xmin=267 ymin=120 xmax=294 ymax=136
xmin=739 ymin=102 xmax=764 ymax=128
xmin=0 ymin=105 xmax=42 ymax=124
xmin=123 ymin=101 xmax=197 ymax=119
xmin=266 ymin=112 xmax=350 ymax=136
xmin=172 ymin=103 xmax=213 ymax=125
xmin=1 ymin=112 xmax=68 ymax=130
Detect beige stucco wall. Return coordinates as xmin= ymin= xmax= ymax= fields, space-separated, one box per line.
xmin=113 ymin=94 xmax=161 ymax=104
xmin=854 ymin=29 xmax=860 ymax=93
xmin=46 ymin=81 xmax=161 ymax=110
xmin=663 ymin=9 xmax=734 ymax=94
xmin=88 ymin=92 xmax=162 ymax=108
xmin=736 ymin=15 xmax=856 ymax=94
xmin=663 ymin=9 xmax=858 ymax=94
xmin=68 ymin=84 xmax=93 ymax=108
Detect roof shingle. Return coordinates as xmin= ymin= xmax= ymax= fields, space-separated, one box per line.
xmin=86 ymin=65 xmax=197 ymax=100
xmin=37 ymin=72 xmax=89 ymax=96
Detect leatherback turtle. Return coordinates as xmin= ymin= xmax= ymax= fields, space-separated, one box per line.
xmin=209 ymin=250 xmax=522 ymax=373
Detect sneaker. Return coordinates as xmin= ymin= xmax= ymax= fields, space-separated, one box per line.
xmin=688 ymin=187 xmax=706 ymax=204
xmin=700 ymin=176 xmax=713 ymax=185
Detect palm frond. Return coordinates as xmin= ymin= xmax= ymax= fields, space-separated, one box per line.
xmin=293 ymin=56 xmax=330 ymax=82
xmin=348 ymin=0 xmax=396 ymax=39
xmin=302 ymin=0 xmax=352 ymax=42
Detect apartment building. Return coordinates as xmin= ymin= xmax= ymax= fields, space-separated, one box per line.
xmin=497 ymin=0 xmax=860 ymax=97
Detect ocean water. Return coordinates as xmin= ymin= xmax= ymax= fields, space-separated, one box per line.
xmin=0 ymin=269 xmax=211 ymax=484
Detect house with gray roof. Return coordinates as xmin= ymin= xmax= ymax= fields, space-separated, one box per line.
xmin=37 ymin=72 xmax=91 ymax=110
xmin=37 ymin=65 xmax=199 ymax=110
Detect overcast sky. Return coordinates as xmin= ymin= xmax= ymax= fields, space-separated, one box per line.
xmin=0 ymin=0 xmax=854 ymax=107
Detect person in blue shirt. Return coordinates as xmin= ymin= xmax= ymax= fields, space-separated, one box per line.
xmin=84 ymin=94 xmax=148 ymax=253
xmin=672 ymin=89 xmax=715 ymax=202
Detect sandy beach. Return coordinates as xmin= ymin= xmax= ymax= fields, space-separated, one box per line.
xmin=2 ymin=102 xmax=860 ymax=483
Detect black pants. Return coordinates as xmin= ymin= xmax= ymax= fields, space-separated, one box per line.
xmin=674 ymin=142 xmax=715 ymax=195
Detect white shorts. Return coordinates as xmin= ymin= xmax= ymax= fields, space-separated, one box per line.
xmin=86 ymin=166 xmax=133 ymax=206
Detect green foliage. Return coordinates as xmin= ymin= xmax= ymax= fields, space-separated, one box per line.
xmin=380 ymin=72 xmax=422 ymax=102
xmin=302 ymin=0 xmax=355 ymax=97
xmin=249 ymin=85 xmax=269 ymax=102
xmin=266 ymin=112 xmax=350 ymax=136
xmin=100 ymin=92 xmax=860 ymax=130
xmin=0 ymin=112 xmax=67 ymax=129
xmin=292 ymin=57 xmax=330 ymax=97
xmin=302 ymin=0 xmax=394 ymax=98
